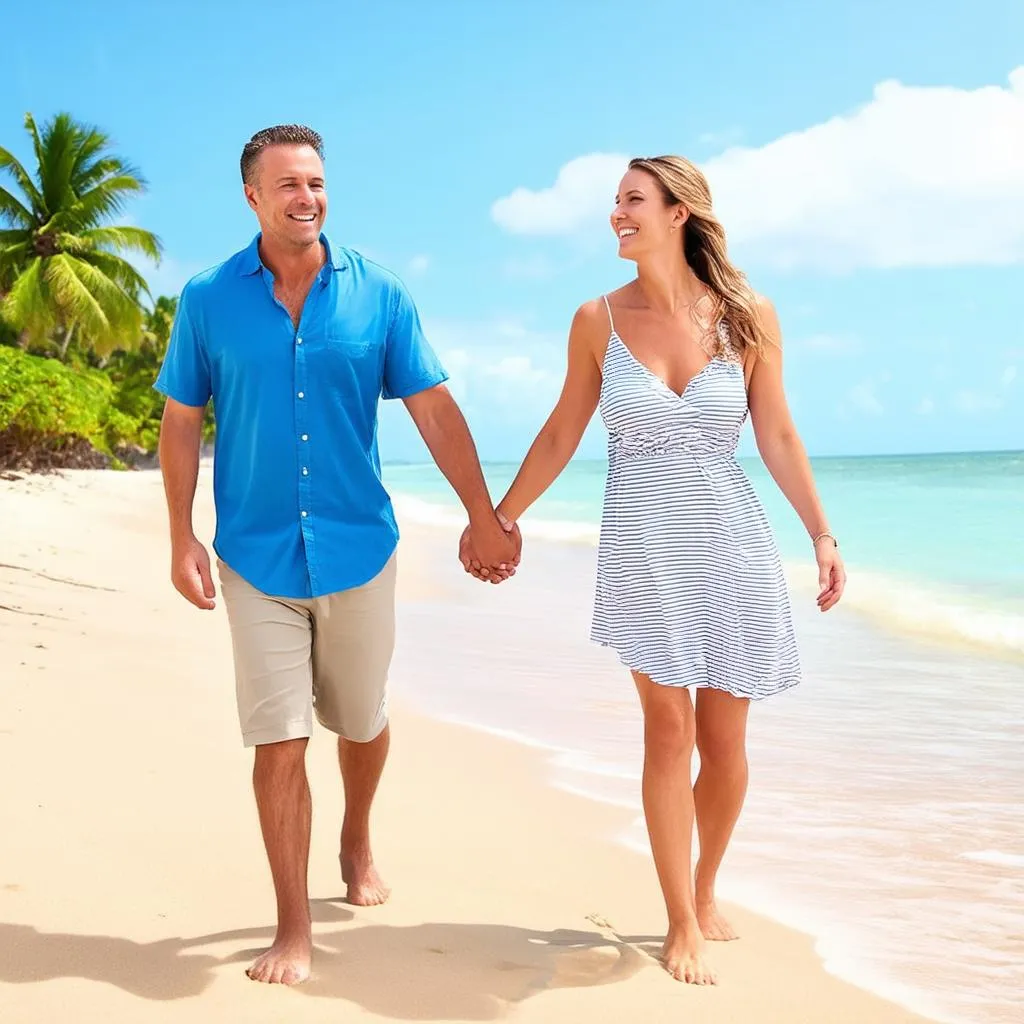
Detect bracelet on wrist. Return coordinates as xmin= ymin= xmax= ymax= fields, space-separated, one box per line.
xmin=812 ymin=531 xmax=838 ymax=548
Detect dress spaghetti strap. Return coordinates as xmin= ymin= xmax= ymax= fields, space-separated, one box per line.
xmin=602 ymin=294 xmax=616 ymax=335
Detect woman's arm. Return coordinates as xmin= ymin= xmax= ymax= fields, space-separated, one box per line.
xmin=496 ymin=301 xmax=604 ymax=521
xmin=748 ymin=297 xmax=846 ymax=611
xmin=459 ymin=301 xmax=604 ymax=578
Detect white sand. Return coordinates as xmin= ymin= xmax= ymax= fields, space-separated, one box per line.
xmin=0 ymin=467 xmax=935 ymax=1023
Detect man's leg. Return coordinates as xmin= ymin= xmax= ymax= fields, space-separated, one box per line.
xmin=249 ymin=738 xmax=313 ymax=982
xmin=312 ymin=554 xmax=397 ymax=907
xmin=218 ymin=560 xmax=316 ymax=984
xmin=339 ymin=727 xmax=391 ymax=905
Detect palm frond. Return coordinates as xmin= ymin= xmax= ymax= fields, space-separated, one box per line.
xmin=58 ymin=255 xmax=144 ymax=356
xmin=0 ymin=240 xmax=32 ymax=298
xmin=1 ymin=258 xmax=56 ymax=340
xmin=82 ymin=224 xmax=162 ymax=262
xmin=69 ymin=126 xmax=112 ymax=184
xmin=44 ymin=254 xmax=117 ymax=340
xmin=0 ymin=185 xmax=34 ymax=227
xmin=0 ymin=237 xmax=31 ymax=272
xmin=84 ymin=249 xmax=152 ymax=301
xmin=35 ymin=113 xmax=83 ymax=217
xmin=64 ymin=175 xmax=146 ymax=230
xmin=0 ymin=146 xmax=43 ymax=215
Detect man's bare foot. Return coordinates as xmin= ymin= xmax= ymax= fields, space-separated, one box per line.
xmin=340 ymin=845 xmax=390 ymax=906
xmin=246 ymin=931 xmax=312 ymax=985
xmin=696 ymin=898 xmax=739 ymax=941
xmin=662 ymin=922 xmax=717 ymax=985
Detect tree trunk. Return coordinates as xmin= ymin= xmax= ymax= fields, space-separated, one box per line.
xmin=59 ymin=322 xmax=76 ymax=360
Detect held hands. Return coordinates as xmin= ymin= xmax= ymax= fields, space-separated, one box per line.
xmin=171 ymin=534 xmax=217 ymax=610
xmin=459 ymin=511 xmax=522 ymax=584
xmin=814 ymin=535 xmax=846 ymax=612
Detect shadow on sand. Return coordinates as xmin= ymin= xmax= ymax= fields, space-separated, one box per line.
xmin=0 ymin=899 xmax=652 ymax=1018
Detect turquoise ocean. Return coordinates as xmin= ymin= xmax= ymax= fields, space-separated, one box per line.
xmin=383 ymin=450 xmax=1024 ymax=1024
xmin=387 ymin=450 xmax=1024 ymax=660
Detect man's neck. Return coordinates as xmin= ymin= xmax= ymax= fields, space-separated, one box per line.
xmin=258 ymin=236 xmax=326 ymax=288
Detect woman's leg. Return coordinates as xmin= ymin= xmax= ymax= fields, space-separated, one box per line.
xmin=633 ymin=671 xmax=716 ymax=985
xmin=693 ymin=687 xmax=751 ymax=940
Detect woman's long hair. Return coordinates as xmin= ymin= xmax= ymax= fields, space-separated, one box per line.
xmin=629 ymin=155 xmax=768 ymax=359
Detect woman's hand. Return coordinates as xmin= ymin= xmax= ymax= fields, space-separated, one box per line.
xmin=459 ymin=514 xmax=522 ymax=584
xmin=814 ymin=536 xmax=846 ymax=612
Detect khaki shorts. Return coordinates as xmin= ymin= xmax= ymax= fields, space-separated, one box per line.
xmin=217 ymin=554 xmax=397 ymax=747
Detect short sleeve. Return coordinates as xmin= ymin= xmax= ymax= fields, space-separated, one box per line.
xmin=381 ymin=280 xmax=448 ymax=400
xmin=153 ymin=284 xmax=212 ymax=407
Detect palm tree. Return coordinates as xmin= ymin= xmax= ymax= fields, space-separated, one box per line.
xmin=141 ymin=294 xmax=178 ymax=358
xmin=0 ymin=112 xmax=163 ymax=359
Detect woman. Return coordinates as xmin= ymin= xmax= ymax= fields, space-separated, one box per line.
xmin=462 ymin=155 xmax=846 ymax=985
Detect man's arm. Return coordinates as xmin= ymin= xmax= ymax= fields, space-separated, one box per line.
xmin=158 ymin=398 xmax=216 ymax=609
xmin=402 ymin=384 xmax=519 ymax=577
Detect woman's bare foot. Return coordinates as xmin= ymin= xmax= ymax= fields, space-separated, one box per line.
xmin=246 ymin=931 xmax=312 ymax=985
xmin=340 ymin=846 xmax=390 ymax=906
xmin=696 ymin=897 xmax=739 ymax=941
xmin=662 ymin=922 xmax=717 ymax=985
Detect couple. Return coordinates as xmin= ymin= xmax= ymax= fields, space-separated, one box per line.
xmin=155 ymin=125 xmax=845 ymax=989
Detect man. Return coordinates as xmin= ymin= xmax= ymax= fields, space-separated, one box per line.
xmin=155 ymin=124 xmax=519 ymax=986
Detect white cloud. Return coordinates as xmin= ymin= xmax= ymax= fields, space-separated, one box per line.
xmin=491 ymin=67 xmax=1024 ymax=270
xmin=1001 ymin=365 xmax=1018 ymax=388
xmin=491 ymin=153 xmax=627 ymax=236
xmin=482 ymin=355 xmax=549 ymax=384
xmin=916 ymin=397 xmax=936 ymax=416
xmin=423 ymin=318 xmax=565 ymax=411
xmin=954 ymin=390 xmax=1003 ymax=414
xmin=408 ymin=254 xmax=430 ymax=276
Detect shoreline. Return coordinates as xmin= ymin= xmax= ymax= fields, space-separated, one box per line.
xmin=0 ymin=467 xmax=945 ymax=1022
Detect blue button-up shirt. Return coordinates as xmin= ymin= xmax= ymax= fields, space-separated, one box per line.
xmin=154 ymin=233 xmax=448 ymax=599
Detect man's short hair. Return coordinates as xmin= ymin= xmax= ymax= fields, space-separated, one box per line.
xmin=240 ymin=125 xmax=324 ymax=185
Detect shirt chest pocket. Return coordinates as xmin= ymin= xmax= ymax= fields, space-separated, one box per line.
xmin=321 ymin=336 xmax=382 ymax=387
xmin=327 ymin=335 xmax=373 ymax=357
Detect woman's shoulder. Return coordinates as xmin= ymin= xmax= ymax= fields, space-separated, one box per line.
xmin=573 ymin=283 xmax=635 ymax=326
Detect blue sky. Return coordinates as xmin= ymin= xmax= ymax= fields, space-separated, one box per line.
xmin=4 ymin=0 xmax=1022 ymax=460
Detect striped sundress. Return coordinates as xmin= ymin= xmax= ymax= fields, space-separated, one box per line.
xmin=589 ymin=296 xmax=801 ymax=699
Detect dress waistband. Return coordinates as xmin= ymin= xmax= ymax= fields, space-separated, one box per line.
xmin=608 ymin=427 xmax=738 ymax=461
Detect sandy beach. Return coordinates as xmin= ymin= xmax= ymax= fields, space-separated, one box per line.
xmin=0 ymin=466 xmax=939 ymax=1024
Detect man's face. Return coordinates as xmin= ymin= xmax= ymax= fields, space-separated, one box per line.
xmin=244 ymin=144 xmax=327 ymax=249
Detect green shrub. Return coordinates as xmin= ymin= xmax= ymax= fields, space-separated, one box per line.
xmin=0 ymin=347 xmax=145 ymax=470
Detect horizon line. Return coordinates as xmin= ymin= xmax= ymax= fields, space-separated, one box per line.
xmin=382 ymin=447 xmax=1023 ymax=467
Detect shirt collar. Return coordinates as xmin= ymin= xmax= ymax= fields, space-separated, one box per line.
xmin=238 ymin=232 xmax=348 ymax=276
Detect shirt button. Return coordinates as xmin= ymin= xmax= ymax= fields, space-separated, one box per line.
xmin=301 ymin=510 xmax=308 ymax=518
xmin=302 ymin=467 xmax=309 ymax=475
xmin=297 ymin=391 xmax=304 ymax=399
xmin=296 ymin=336 xmax=303 ymax=345
xmin=301 ymin=434 xmax=308 ymax=441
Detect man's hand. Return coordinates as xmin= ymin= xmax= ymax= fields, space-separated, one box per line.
xmin=459 ymin=514 xmax=521 ymax=584
xmin=171 ymin=535 xmax=217 ymax=610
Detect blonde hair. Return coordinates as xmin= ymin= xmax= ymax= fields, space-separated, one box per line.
xmin=628 ymin=155 xmax=768 ymax=359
